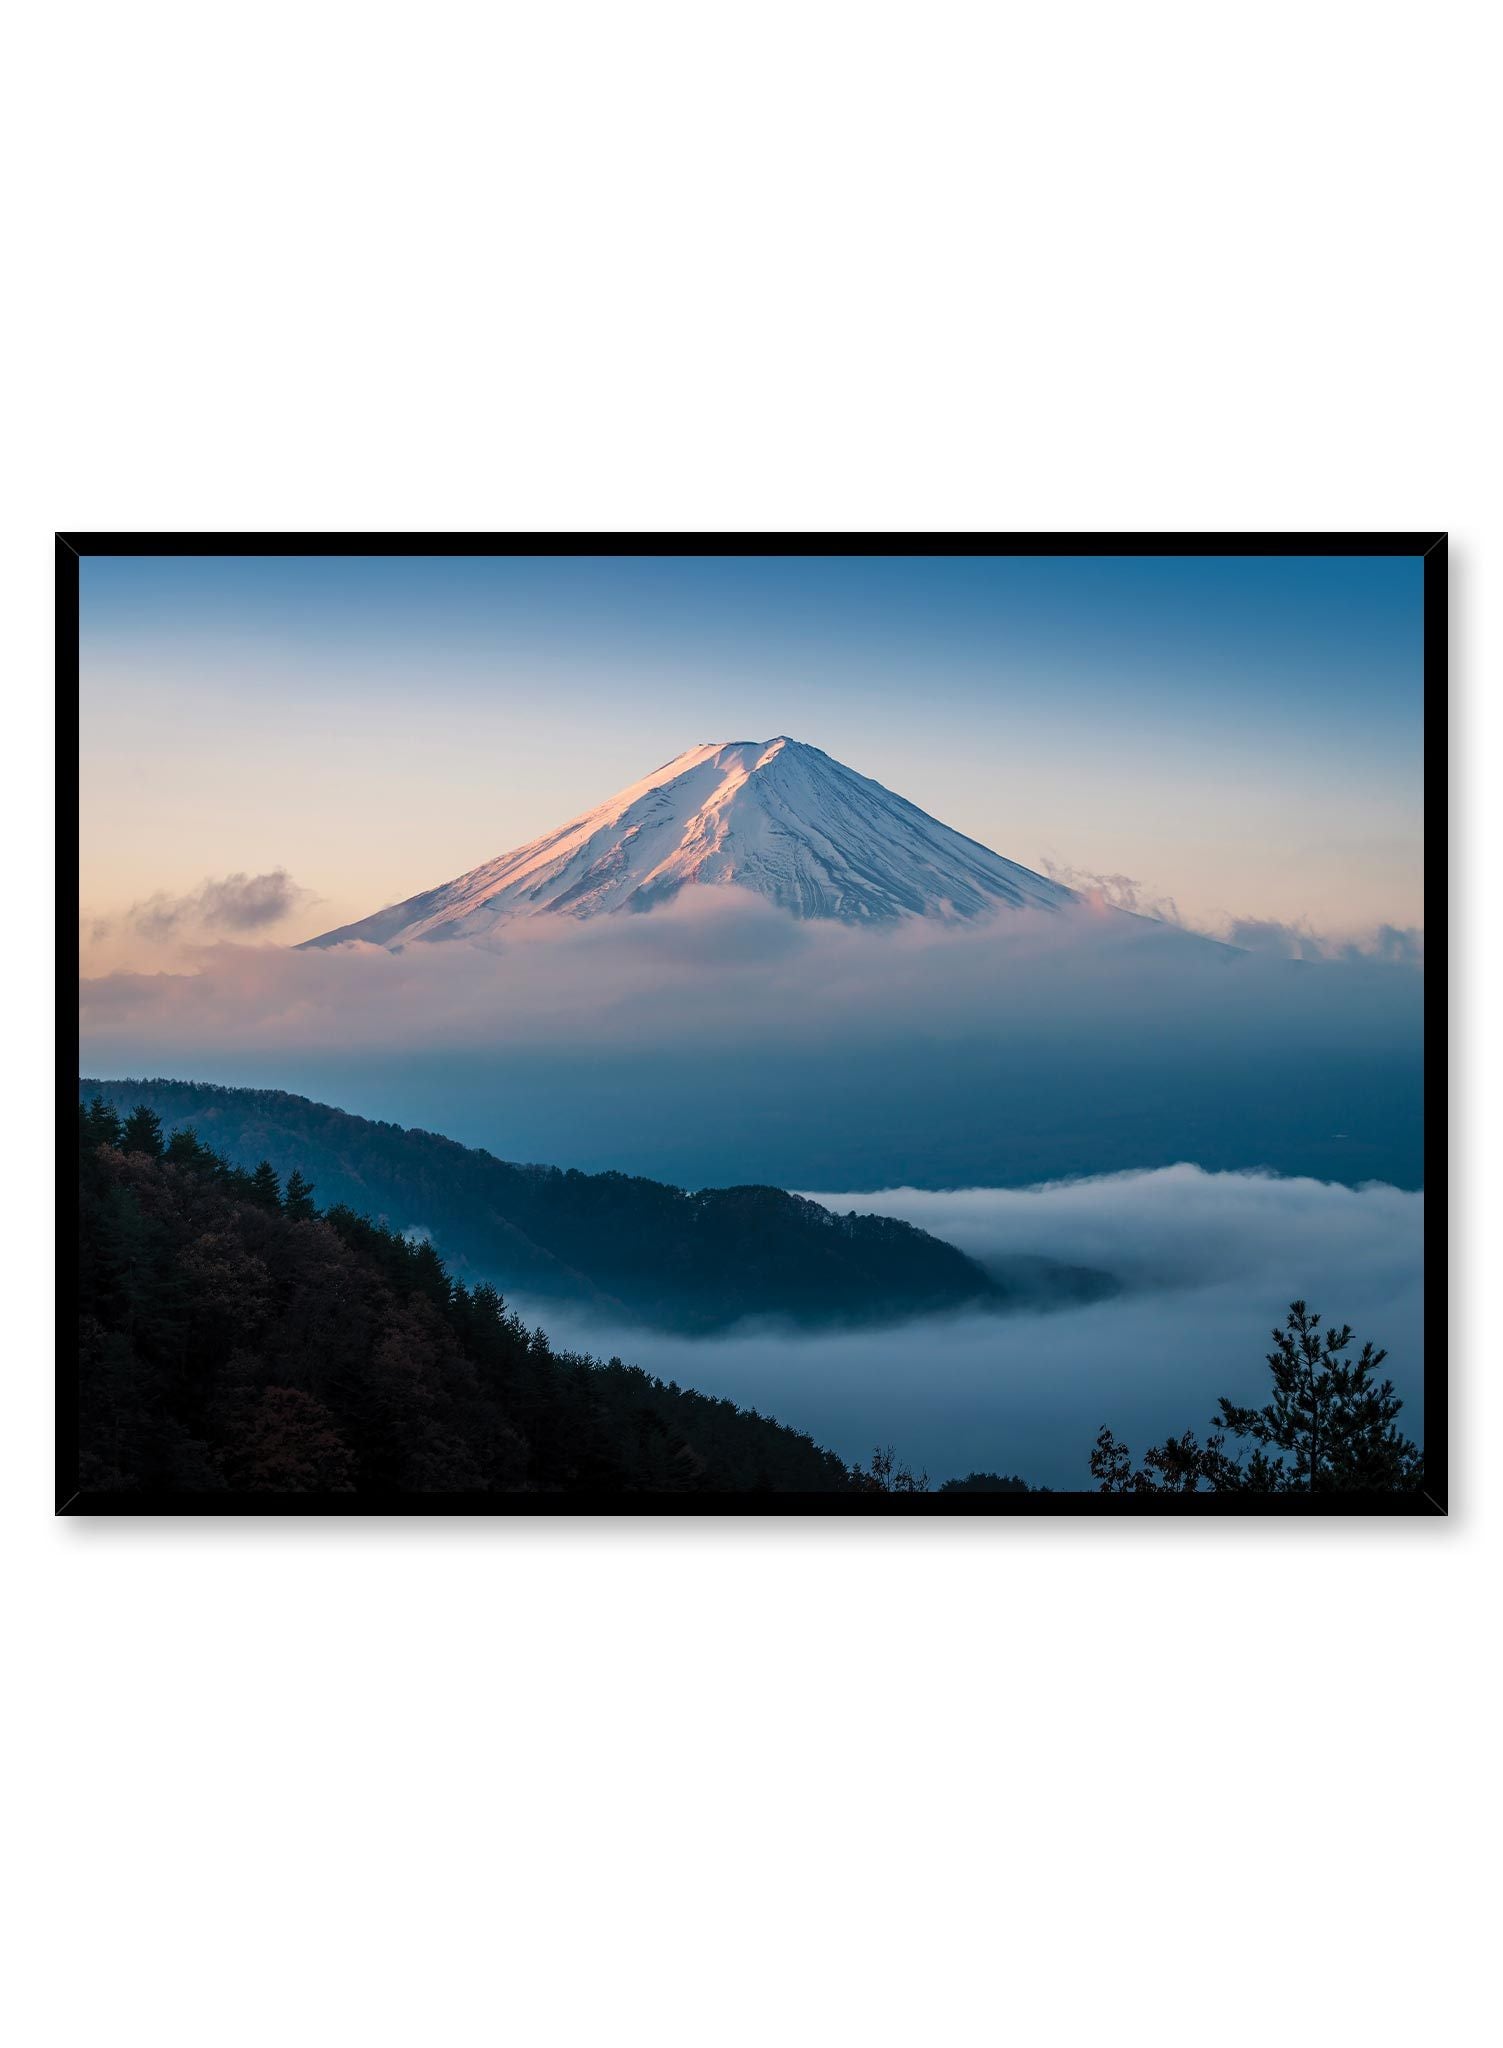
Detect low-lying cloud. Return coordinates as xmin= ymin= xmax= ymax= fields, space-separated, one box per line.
xmin=1041 ymin=860 xmax=1423 ymax=963
xmin=78 ymin=889 xmax=1426 ymax=1191
xmin=1223 ymin=915 xmax=1425 ymax=965
xmin=803 ymin=1167 xmax=1421 ymax=1298
xmin=1041 ymin=859 xmax=1185 ymax=926
xmin=518 ymin=1167 xmax=1425 ymax=1489
xmin=78 ymin=885 xmax=1421 ymax=1054
xmin=85 ymin=869 xmax=316 ymax=965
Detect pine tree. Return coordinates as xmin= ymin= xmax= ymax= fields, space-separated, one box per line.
xmin=409 ymin=1237 xmax=451 ymax=1306
xmin=1215 ymin=1300 xmax=1423 ymax=1493
xmin=248 ymin=1160 xmax=282 ymax=1211
xmin=121 ymin=1104 xmax=165 ymax=1157
xmin=1092 ymin=1300 xmax=1423 ymax=1494
xmin=83 ymin=1095 xmax=124 ymax=1148
xmin=165 ymin=1125 xmax=211 ymax=1169
xmin=283 ymin=1169 xmax=316 ymax=1220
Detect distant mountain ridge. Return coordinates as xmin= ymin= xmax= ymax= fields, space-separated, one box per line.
xmin=304 ymin=736 xmax=1081 ymax=946
xmin=80 ymin=1077 xmax=1041 ymax=1332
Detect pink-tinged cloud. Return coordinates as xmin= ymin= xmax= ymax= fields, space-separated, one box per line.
xmin=79 ymin=885 xmax=1422 ymax=1067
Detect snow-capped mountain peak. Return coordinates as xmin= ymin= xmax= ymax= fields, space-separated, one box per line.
xmin=304 ymin=737 xmax=1079 ymax=947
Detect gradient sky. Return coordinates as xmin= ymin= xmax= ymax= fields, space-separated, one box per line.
xmin=79 ymin=553 xmax=1425 ymax=952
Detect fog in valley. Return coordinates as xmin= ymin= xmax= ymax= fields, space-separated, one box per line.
xmin=512 ymin=1167 xmax=1424 ymax=1489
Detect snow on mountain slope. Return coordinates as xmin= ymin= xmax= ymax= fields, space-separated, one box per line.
xmin=304 ymin=737 xmax=1081 ymax=947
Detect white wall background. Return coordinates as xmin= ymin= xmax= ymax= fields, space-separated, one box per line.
xmin=5 ymin=4 xmax=1492 ymax=2044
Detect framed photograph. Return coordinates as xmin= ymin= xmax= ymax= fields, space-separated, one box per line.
xmin=63 ymin=535 xmax=1442 ymax=1514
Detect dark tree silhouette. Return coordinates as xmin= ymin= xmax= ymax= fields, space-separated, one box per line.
xmin=1092 ymin=1300 xmax=1423 ymax=1494
xmin=283 ymin=1169 xmax=316 ymax=1220
xmin=165 ymin=1125 xmax=211 ymax=1168
xmin=120 ymin=1104 xmax=164 ymax=1158
xmin=82 ymin=1096 xmax=123 ymax=1149
xmin=248 ymin=1160 xmax=282 ymax=1211
xmin=1215 ymin=1299 xmax=1422 ymax=1492
xmin=1091 ymin=1426 xmax=1243 ymax=1494
xmin=856 ymin=1444 xmax=930 ymax=1493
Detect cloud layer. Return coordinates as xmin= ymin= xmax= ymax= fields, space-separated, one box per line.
xmin=78 ymin=888 xmax=1427 ymax=1191
xmin=1042 ymin=859 xmax=1424 ymax=962
xmin=1041 ymin=859 xmax=1184 ymax=925
xmin=85 ymin=869 xmax=316 ymax=966
xmin=518 ymin=1167 xmax=1425 ymax=1489
xmin=79 ymin=885 xmax=1421 ymax=1054
xmin=1222 ymin=915 xmax=1425 ymax=964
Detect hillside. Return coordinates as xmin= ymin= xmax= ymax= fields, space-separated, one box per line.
xmin=78 ymin=1077 xmax=1015 ymax=1331
xmin=76 ymin=1102 xmax=863 ymax=1498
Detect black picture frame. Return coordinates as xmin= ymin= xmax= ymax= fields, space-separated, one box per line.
xmin=59 ymin=532 xmax=1446 ymax=1516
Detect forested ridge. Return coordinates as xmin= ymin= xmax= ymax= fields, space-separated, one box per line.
xmin=77 ymin=1099 xmax=870 ymax=1497
xmin=78 ymin=1077 xmax=1006 ymax=1332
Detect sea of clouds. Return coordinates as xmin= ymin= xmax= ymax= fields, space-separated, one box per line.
xmin=516 ymin=1166 xmax=1425 ymax=1490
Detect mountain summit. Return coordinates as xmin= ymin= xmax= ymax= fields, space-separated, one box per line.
xmin=305 ymin=737 xmax=1079 ymax=946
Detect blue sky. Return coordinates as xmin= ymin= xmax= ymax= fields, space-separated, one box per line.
xmin=79 ymin=552 xmax=1425 ymax=945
